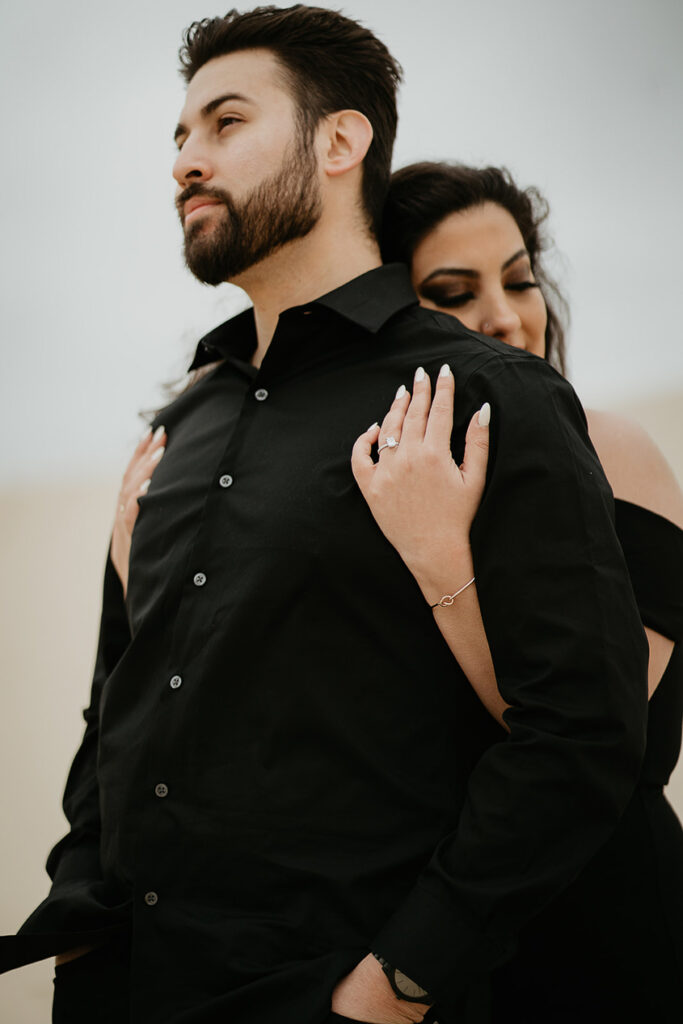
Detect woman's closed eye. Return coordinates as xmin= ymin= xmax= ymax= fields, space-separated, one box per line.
xmin=420 ymin=286 xmax=475 ymax=308
xmin=505 ymin=281 xmax=540 ymax=293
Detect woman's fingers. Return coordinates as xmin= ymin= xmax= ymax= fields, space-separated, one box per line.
xmin=127 ymin=423 xmax=160 ymax=474
xmin=378 ymin=383 xmax=411 ymax=452
xmin=147 ymin=425 xmax=166 ymax=464
xmin=460 ymin=403 xmax=491 ymax=493
xmin=117 ymin=425 xmax=166 ymax=521
xmin=353 ymin=380 xmax=485 ymax=495
xmin=351 ymin=422 xmax=381 ymax=491
xmin=401 ymin=366 xmax=431 ymax=444
xmin=134 ymin=425 xmax=153 ymax=455
xmin=424 ymin=363 xmax=454 ymax=450
xmin=123 ymin=447 xmax=164 ymax=509
xmin=123 ymin=424 xmax=164 ymax=484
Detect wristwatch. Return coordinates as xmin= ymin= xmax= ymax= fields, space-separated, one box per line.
xmin=372 ymin=952 xmax=431 ymax=1003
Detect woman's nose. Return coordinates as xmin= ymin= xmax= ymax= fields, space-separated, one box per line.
xmin=480 ymin=299 xmax=523 ymax=346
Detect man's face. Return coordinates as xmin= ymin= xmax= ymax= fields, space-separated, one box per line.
xmin=173 ymin=49 xmax=322 ymax=285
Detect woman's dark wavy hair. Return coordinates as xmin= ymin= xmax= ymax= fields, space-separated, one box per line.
xmin=380 ymin=162 xmax=568 ymax=375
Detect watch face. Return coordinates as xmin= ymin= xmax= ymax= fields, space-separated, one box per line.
xmin=395 ymin=969 xmax=429 ymax=999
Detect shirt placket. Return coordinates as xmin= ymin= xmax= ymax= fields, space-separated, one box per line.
xmin=131 ymin=356 xmax=276 ymax=964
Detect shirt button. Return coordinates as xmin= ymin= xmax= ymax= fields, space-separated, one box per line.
xmin=169 ymin=675 xmax=182 ymax=689
xmin=154 ymin=783 xmax=168 ymax=798
xmin=144 ymin=891 xmax=158 ymax=906
xmin=254 ymin=388 xmax=269 ymax=401
xmin=219 ymin=474 xmax=233 ymax=488
xmin=193 ymin=572 xmax=207 ymax=587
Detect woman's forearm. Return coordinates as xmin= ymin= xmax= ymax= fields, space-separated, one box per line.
xmin=55 ymin=943 xmax=99 ymax=966
xmin=415 ymin=550 xmax=667 ymax=728
xmin=413 ymin=545 xmax=509 ymax=730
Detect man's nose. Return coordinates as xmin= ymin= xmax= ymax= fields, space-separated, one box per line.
xmin=173 ymin=137 xmax=213 ymax=188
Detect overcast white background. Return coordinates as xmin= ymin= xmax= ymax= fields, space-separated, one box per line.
xmin=1 ymin=0 xmax=681 ymax=485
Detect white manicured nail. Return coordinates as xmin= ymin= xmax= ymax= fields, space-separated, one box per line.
xmin=415 ymin=366 xmax=425 ymax=383
xmin=140 ymin=478 xmax=151 ymax=494
xmin=151 ymin=446 xmax=165 ymax=463
xmin=140 ymin=426 xmax=152 ymax=442
xmin=439 ymin=363 xmax=450 ymax=378
xmin=153 ymin=425 xmax=165 ymax=443
xmin=478 ymin=402 xmax=491 ymax=427
xmin=368 ymin=422 xmax=379 ymax=431
xmin=395 ymin=384 xmax=406 ymax=400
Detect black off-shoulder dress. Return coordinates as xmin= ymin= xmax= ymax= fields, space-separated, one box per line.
xmin=491 ymin=500 xmax=683 ymax=1023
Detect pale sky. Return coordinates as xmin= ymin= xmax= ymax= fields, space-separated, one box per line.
xmin=1 ymin=0 xmax=681 ymax=484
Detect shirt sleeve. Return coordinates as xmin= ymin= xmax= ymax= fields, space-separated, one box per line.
xmin=0 ymin=545 xmax=133 ymax=972
xmin=371 ymin=355 xmax=648 ymax=1008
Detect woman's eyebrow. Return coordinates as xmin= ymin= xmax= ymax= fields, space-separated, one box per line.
xmin=420 ymin=266 xmax=479 ymax=286
xmin=419 ymin=248 xmax=530 ymax=288
xmin=501 ymin=248 xmax=529 ymax=271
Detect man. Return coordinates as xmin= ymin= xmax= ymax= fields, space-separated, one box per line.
xmin=0 ymin=6 xmax=647 ymax=1023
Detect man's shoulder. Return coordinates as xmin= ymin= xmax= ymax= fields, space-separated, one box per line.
xmin=385 ymin=306 xmax=589 ymax=444
xmin=391 ymin=305 xmax=565 ymax=390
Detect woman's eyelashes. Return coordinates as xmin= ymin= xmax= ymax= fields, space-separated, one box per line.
xmin=420 ymin=285 xmax=474 ymax=308
xmin=420 ymin=277 xmax=539 ymax=309
xmin=505 ymin=281 xmax=540 ymax=293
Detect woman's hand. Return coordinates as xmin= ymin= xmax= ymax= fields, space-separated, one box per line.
xmin=331 ymin=953 xmax=430 ymax=1023
xmin=111 ymin=425 xmax=166 ymax=596
xmin=351 ymin=364 xmax=490 ymax=599
xmin=352 ymin=364 xmax=507 ymax=728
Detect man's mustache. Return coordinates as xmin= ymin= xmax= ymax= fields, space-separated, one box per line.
xmin=176 ymin=183 xmax=230 ymax=219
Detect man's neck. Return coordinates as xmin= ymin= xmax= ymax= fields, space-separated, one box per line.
xmin=233 ymin=221 xmax=382 ymax=367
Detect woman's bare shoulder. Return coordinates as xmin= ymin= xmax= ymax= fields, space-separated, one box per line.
xmin=585 ymin=408 xmax=683 ymax=529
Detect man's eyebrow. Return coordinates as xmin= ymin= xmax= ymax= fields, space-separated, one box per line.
xmin=419 ymin=248 xmax=530 ymax=287
xmin=174 ymin=93 xmax=253 ymax=143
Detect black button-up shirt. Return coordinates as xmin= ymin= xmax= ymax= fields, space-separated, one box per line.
xmin=4 ymin=265 xmax=647 ymax=1023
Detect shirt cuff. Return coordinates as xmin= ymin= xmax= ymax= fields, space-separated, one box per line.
xmin=372 ymin=883 xmax=515 ymax=1010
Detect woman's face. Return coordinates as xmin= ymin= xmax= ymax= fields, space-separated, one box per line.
xmin=410 ymin=201 xmax=548 ymax=358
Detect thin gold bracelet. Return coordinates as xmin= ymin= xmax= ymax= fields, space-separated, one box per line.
xmin=430 ymin=577 xmax=476 ymax=609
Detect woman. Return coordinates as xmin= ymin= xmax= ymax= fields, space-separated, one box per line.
xmin=358 ymin=162 xmax=682 ymax=1023
xmin=372 ymin=161 xmax=683 ymax=708
xmin=111 ymin=164 xmax=683 ymax=1021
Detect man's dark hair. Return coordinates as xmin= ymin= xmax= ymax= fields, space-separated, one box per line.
xmin=179 ymin=5 xmax=402 ymax=237
xmin=381 ymin=163 xmax=569 ymax=375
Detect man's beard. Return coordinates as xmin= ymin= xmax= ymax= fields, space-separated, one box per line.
xmin=179 ymin=138 xmax=322 ymax=286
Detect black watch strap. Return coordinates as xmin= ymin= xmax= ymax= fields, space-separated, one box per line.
xmin=372 ymin=952 xmax=431 ymax=1003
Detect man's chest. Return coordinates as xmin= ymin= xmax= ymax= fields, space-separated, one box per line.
xmin=125 ymin=356 xmax=412 ymax=633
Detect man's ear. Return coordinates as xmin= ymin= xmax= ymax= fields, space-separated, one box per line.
xmin=320 ymin=110 xmax=374 ymax=179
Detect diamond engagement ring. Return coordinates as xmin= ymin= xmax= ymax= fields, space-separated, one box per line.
xmin=377 ymin=436 xmax=399 ymax=454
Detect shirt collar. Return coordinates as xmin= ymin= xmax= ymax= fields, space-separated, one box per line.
xmin=188 ymin=263 xmax=418 ymax=371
